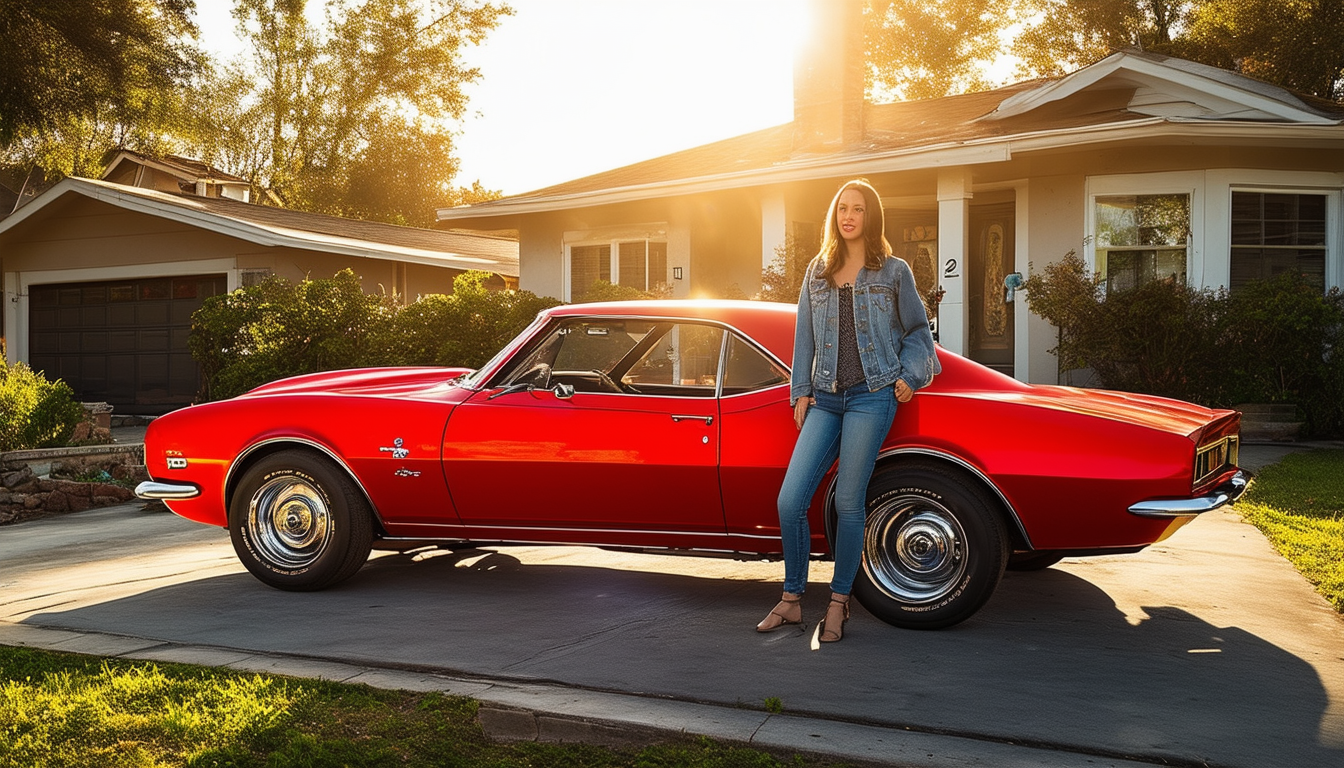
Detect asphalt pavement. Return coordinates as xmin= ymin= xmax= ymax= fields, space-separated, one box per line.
xmin=1 ymin=442 xmax=1342 ymax=767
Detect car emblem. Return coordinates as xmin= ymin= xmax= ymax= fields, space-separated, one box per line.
xmin=379 ymin=437 xmax=410 ymax=459
xmin=167 ymin=457 xmax=188 ymax=470
xmin=394 ymin=468 xmax=421 ymax=478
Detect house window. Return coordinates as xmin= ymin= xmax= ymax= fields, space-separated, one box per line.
xmin=570 ymin=245 xmax=611 ymax=299
xmin=568 ymin=239 xmax=667 ymax=300
xmin=618 ymin=241 xmax=667 ymax=293
xmin=1094 ymin=194 xmax=1190 ymax=292
xmin=1229 ymin=191 xmax=1327 ymax=292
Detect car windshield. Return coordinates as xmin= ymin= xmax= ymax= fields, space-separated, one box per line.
xmin=456 ymin=314 xmax=549 ymax=389
xmin=503 ymin=320 xmax=663 ymax=385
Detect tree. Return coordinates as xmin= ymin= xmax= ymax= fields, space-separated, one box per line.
xmin=187 ymin=0 xmax=509 ymax=227
xmin=1181 ymin=0 xmax=1344 ymax=100
xmin=865 ymin=0 xmax=1017 ymax=101
xmin=1011 ymin=0 xmax=1344 ymax=100
xmin=0 ymin=0 xmax=200 ymax=175
xmin=1011 ymin=0 xmax=1186 ymax=77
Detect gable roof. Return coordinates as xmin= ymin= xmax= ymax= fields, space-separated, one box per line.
xmin=439 ymin=51 xmax=1343 ymax=221
xmin=102 ymin=149 xmax=250 ymax=186
xmin=0 ymin=177 xmax=518 ymax=276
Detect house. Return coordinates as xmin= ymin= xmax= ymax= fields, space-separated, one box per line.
xmin=99 ymin=149 xmax=255 ymax=203
xmin=0 ymin=174 xmax=519 ymax=414
xmin=436 ymin=2 xmax=1344 ymax=385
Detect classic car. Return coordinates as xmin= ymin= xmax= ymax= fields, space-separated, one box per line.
xmin=137 ymin=299 xmax=1246 ymax=629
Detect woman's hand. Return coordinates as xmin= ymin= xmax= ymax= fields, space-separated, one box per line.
xmin=894 ymin=380 xmax=913 ymax=403
xmin=793 ymin=397 xmax=814 ymax=430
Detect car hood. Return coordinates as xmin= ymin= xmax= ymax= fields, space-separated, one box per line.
xmin=239 ymin=367 xmax=475 ymax=398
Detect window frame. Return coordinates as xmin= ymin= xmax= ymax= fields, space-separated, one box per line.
xmin=1225 ymin=185 xmax=1339 ymax=293
xmin=564 ymin=236 xmax=670 ymax=301
xmin=1085 ymin=172 xmax=1203 ymax=295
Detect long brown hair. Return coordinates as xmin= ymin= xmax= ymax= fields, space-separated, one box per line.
xmin=817 ymin=178 xmax=891 ymax=286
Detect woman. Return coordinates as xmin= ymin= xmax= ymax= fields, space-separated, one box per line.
xmin=756 ymin=179 xmax=940 ymax=642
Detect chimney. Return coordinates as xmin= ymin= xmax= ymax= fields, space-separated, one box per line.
xmin=793 ymin=0 xmax=866 ymax=154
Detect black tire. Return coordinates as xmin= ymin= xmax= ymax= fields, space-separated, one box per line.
xmin=851 ymin=462 xmax=1009 ymax=630
xmin=1006 ymin=550 xmax=1066 ymax=571
xmin=229 ymin=450 xmax=373 ymax=591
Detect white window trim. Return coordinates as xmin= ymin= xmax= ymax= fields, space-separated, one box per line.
xmin=1084 ymin=171 xmax=1204 ymax=290
xmin=562 ymin=226 xmax=669 ymax=302
xmin=1204 ymin=169 xmax=1343 ymax=292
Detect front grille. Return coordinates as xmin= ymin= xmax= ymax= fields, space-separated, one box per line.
xmin=1195 ymin=435 xmax=1239 ymax=488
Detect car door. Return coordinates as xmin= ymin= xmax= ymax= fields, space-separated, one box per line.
xmin=716 ymin=332 xmax=799 ymax=547
xmin=442 ymin=318 xmax=727 ymax=537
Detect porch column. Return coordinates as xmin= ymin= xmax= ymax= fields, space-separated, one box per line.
xmin=761 ymin=190 xmax=786 ymax=272
xmin=937 ymin=168 xmax=971 ymax=356
xmin=2 ymin=270 xmax=19 ymax=365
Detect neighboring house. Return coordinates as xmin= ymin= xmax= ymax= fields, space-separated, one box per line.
xmin=436 ymin=3 xmax=1344 ymax=385
xmin=0 ymin=175 xmax=519 ymax=414
xmin=100 ymin=149 xmax=255 ymax=203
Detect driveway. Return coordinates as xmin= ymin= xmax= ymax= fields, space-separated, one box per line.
xmin=1 ymin=456 xmax=1342 ymax=768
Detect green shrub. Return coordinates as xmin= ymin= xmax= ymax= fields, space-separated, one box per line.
xmin=190 ymin=270 xmax=399 ymax=401
xmin=758 ymin=234 xmax=813 ymax=303
xmin=0 ymin=358 xmax=85 ymax=451
xmin=1024 ymin=255 xmax=1344 ymax=436
xmin=191 ymin=270 xmax=560 ymax=400
xmin=383 ymin=271 xmax=561 ymax=368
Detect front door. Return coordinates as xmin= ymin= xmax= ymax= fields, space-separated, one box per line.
xmin=968 ymin=203 xmax=1015 ymax=377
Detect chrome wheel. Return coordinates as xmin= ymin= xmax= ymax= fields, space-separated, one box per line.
xmin=246 ymin=476 xmax=332 ymax=570
xmin=863 ymin=493 xmax=967 ymax=604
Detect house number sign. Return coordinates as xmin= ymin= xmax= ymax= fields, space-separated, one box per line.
xmin=943 ymin=257 xmax=960 ymax=279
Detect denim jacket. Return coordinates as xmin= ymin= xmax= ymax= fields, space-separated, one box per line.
xmin=790 ymin=255 xmax=941 ymax=406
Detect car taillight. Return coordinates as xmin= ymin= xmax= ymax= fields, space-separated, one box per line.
xmin=1194 ymin=435 xmax=1239 ymax=488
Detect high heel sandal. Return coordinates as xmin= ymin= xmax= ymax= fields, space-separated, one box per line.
xmin=818 ymin=595 xmax=850 ymax=643
xmin=756 ymin=593 xmax=803 ymax=632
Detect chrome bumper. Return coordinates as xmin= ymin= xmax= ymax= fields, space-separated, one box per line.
xmin=1128 ymin=470 xmax=1249 ymax=518
xmin=135 ymin=481 xmax=201 ymax=500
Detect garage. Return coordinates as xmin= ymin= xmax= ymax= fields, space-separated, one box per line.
xmin=27 ymin=275 xmax=227 ymax=414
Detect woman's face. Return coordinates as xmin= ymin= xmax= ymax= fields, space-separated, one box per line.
xmin=836 ymin=188 xmax=866 ymax=244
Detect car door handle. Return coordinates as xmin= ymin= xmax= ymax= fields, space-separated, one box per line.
xmin=671 ymin=414 xmax=713 ymax=425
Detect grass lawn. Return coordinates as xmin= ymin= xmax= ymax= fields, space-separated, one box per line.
xmin=1237 ymin=448 xmax=1344 ymax=613
xmin=0 ymin=645 xmax=840 ymax=768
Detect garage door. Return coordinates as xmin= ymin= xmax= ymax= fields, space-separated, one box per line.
xmin=28 ymin=275 xmax=228 ymax=414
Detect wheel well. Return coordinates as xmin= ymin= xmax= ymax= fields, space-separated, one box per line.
xmin=859 ymin=452 xmax=1032 ymax=552
xmin=225 ymin=440 xmax=388 ymax=537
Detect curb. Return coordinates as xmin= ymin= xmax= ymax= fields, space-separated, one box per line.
xmin=0 ymin=621 xmax=1165 ymax=768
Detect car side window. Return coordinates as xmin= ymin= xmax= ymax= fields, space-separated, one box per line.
xmin=721 ymin=333 xmax=788 ymax=395
xmin=622 ymin=323 xmax=724 ymax=398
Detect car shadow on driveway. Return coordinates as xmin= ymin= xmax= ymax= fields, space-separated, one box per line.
xmin=25 ymin=547 xmax=1341 ymax=768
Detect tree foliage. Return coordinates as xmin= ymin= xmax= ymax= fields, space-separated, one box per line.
xmin=865 ymin=0 xmax=1013 ymax=101
xmin=0 ymin=0 xmax=200 ymax=175
xmin=185 ymin=0 xmax=510 ymax=226
xmin=865 ymin=0 xmax=1344 ymax=102
xmin=1180 ymin=0 xmax=1344 ymax=100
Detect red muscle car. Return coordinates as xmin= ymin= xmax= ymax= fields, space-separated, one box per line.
xmin=137 ymin=300 xmax=1246 ymax=629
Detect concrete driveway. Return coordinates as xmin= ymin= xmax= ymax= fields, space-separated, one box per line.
xmin=2 ymin=450 xmax=1342 ymax=768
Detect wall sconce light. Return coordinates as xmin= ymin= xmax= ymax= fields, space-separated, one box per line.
xmin=672 ymin=267 xmax=683 ymax=280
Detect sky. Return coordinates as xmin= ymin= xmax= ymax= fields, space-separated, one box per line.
xmin=194 ymin=0 xmax=809 ymax=196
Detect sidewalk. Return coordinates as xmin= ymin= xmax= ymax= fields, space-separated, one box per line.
xmin=0 ymin=620 xmax=1159 ymax=767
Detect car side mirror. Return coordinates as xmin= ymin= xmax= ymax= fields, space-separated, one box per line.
xmin=553 ymin=383 xmax=575 ymax=400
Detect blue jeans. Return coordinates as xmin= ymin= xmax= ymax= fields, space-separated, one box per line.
xmin=777 ymin=382 xmax=897 ymax=596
